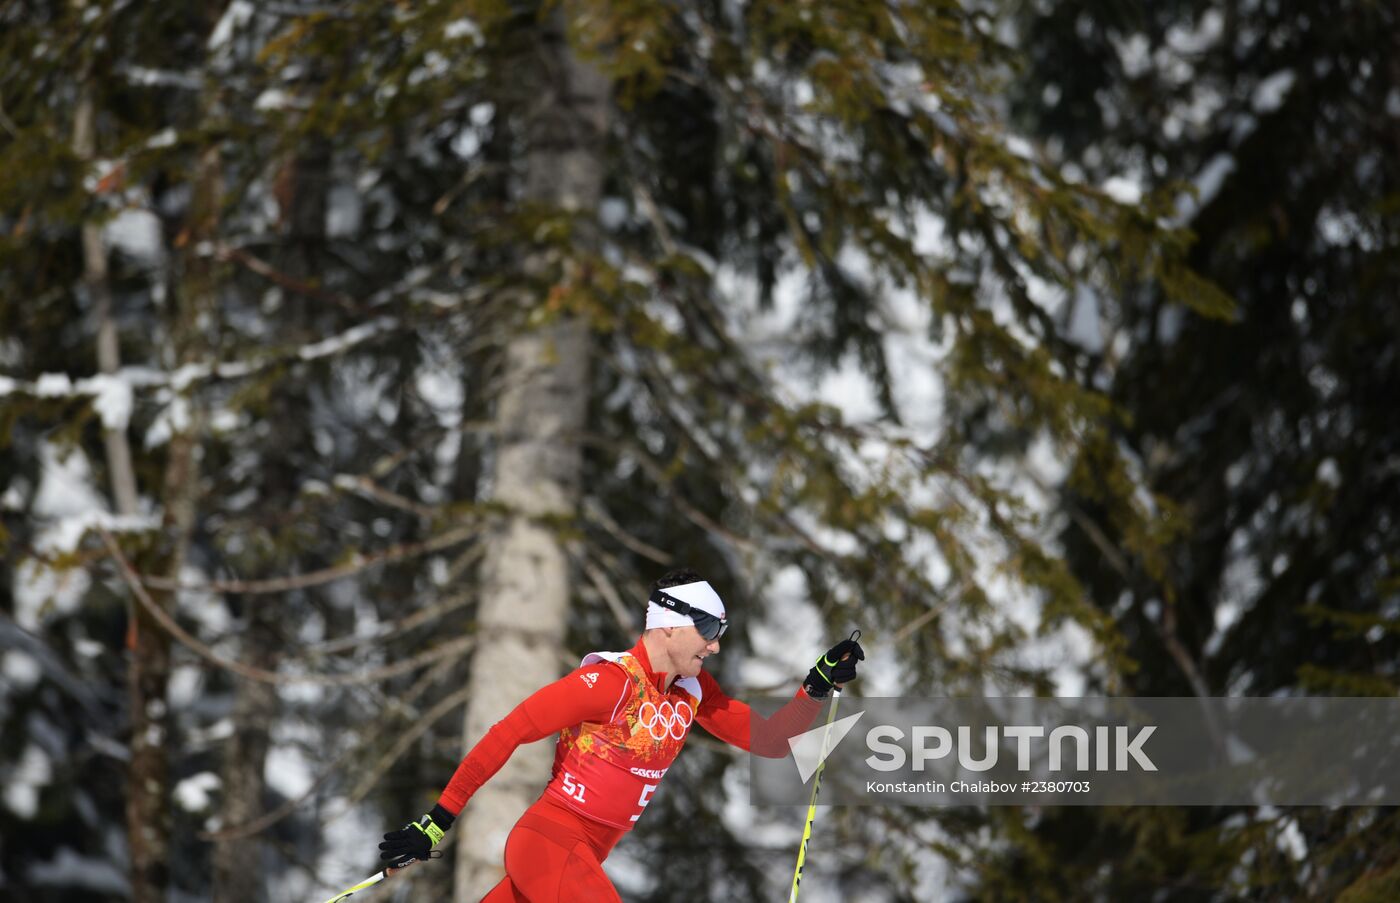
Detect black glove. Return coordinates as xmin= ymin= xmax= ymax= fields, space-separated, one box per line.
xmin=379 ymin=804 xmax=454 ymax=867
xmin=804 ymin=631 xmax=864 ymax=699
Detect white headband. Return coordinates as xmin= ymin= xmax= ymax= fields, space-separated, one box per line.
xmin=645 ymin=580 xmax=726 ymax=631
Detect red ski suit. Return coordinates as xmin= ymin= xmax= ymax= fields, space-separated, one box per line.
xmin=437 ymin=637 xmax=820 ymax=902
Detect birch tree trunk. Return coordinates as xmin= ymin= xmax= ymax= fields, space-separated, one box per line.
xmin=73 ymin=80 xmax=177 ymax=903
xmin=454 ymin=12 xmax=611 ymax=901
xmin=75 ymin=76 xmax=175 ymax=903
xmin=75 ymin=88 xmax=140 ymax=518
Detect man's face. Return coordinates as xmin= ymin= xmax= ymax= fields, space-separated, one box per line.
xmin=667 ymin=624 xmax=720 ymax=678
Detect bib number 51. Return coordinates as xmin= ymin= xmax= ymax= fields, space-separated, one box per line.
xmin=561 ymin=772 xmax=587 ymax=803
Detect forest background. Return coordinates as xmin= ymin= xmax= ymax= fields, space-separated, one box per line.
xmin=1 ymin=0 xmax=1396 ymax=900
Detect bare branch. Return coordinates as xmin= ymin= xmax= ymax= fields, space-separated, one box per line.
xmin=574 ymin=547 xmax=637 ymax=635
xmin=891 ymin=587 xmax=957 ymax=647
xmin=574 ymin=432 xmax=757 ymax=552
xmin=138 ymin=522 xmax=479 ymax=595
xmin=198 ymin=655 xmax=461 ymax=841
xmin=582 ymin=498 xmax=672 ymax=565
xmin=333 ymin=473 xmax=440 ymax=521
xmin=215 ymin=243 xmax=362 ymax=315
xmin=100 ymin=527 xmax=475 ymax=686
xmin=306 ymin=580 xmax=477 ymax=656
xmin=339 ymin=683 xmax=476 ymax=810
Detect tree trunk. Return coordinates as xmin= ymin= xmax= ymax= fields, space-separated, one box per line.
xmin=453 ymin=13 xmax=610 ymax=902
xmin=73 ymin=81 xmax=173 ymax=903
xmin=211 ymin=137 xmax=329 ymax=901
xmin=74 ymin=87 xmax=140 ymax=518
xmin=127 ymin=142 xmax=219 ymax=903
xmin=210 ymin=607 xmax=277 ymax=903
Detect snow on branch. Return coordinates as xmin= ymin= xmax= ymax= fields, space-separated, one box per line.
xmin=37 ymin=511 xmax=160 ymax=555
xmin=0 ymin=318 xmax=399 ymax=419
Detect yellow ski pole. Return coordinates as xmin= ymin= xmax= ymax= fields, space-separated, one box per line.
xmin=788 ymin=689 xmax=840 ymax=903
xmin=319 ymin=853 xmax=437 ymax=903
xmin=320 ymin=870 xmax=388 ymax=903
xmin=789 ymin=629 xmax=860 ymax=903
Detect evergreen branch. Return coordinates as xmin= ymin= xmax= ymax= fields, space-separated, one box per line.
xmin=0 ymin=100 xmax=17 ymax=138
xmin=0 ymin=610 xmax=113 ymax=716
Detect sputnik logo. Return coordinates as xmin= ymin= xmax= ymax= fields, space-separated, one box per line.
xmin=788 ymin=711 xmax=865 ymax=783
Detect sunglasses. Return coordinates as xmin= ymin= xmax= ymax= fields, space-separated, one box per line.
xmin=650 ymin=589 xmax=729 ymax=641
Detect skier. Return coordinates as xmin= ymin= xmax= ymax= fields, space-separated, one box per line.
xmin=378 ymin=569 xmax=865 ymax=902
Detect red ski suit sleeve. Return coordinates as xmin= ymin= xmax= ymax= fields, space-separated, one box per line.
xmin=693 ymin=668 xmax=822 ymax=757
xmin=436 ymin=658 xmax=820 ymax=816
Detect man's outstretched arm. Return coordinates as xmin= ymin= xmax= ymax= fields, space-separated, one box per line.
xmin=436 ymin=663 xmax=628 ymax=813
xmin=694 ymin=635 xmax=866 ymax=758
xmin=694 ymin=670 xmax=822 ymax=757
xmin=379 ymin=662 xmax=628 ymax=866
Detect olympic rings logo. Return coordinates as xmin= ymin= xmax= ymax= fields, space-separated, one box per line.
xmin=638 ymin=700 xmax=693 ymax=741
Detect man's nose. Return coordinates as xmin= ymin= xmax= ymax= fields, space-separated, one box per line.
xmin=706 ymin=638 xmax=720 ymax=654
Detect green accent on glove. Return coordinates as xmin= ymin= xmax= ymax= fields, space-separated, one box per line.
xmin=413 ymin=814 xmax=447 ymax=846
xmin=805 ymin=634 xmax=865 ymax=698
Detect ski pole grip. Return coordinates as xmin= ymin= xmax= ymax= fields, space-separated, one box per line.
xmin=835 ymin=630 xmax=862 ymax=692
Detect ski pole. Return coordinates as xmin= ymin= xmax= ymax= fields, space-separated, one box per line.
xmin=789 ymin=629 xmax=860 ymax=903
xmin=320 ymin=852 xmax=439 ymax=903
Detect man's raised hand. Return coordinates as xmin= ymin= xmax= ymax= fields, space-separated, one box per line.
xmin=803 ymin=631 xmax=865 ymax=698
